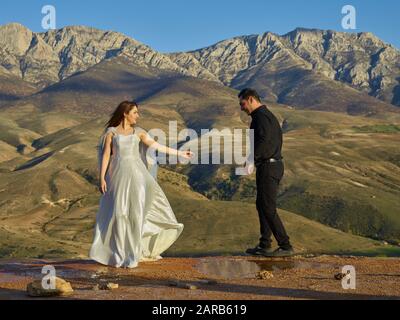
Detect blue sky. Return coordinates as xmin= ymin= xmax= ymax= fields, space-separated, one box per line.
xmin=1 ymin=0 xmax=399 ymax=52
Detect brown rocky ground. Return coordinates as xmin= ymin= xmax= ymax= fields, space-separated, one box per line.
xmin=0 ymin=255 xmax=399 ymax=300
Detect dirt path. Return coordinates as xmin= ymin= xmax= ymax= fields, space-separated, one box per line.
xmin=0 ymin=255 xmax=399 ymax=300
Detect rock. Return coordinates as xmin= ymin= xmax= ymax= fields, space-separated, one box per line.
xmin=93 ymin=282 xmax=119 ymax=290
xmin=27 ymin=277 xmax=73 ymax=297
xmin=106 ymin=283 xmax=119 ymax=290
xmin=334 ymin=273 xmax=346 ymax=280
xmin=256 ymin=271 xmax=274 ymax=280
xmin=196 ymin=279 xmax=218 ymax=285
xmin=168 ymin=280 xmax=197 ymax=290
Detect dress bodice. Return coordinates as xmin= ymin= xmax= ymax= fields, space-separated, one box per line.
xmin=111 ymin=129 xmax=141 ymax=160
xmin=98 ymin=126 xmax=158 ymax=180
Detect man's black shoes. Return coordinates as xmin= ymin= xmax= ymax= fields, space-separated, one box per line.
xmin=245 ymin=245 xmax=275 ymax=256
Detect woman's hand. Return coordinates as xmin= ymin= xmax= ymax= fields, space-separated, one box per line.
xmin=178 ymin=150 xmax=194 ymax=160
xmin=99 ymin=178 xmax=108 ymax=194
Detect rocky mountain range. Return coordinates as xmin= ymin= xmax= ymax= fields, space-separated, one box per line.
xmin=0 ymin=23 xmax=399 ymax=114
xmin=0 ymin=23 xmax=198 ymax=89
xmin=170 ymin=28 xmax=400 ymax=106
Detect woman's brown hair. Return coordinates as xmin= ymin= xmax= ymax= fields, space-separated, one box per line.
xmin=104 ymin=101 xmax=138 ymax=130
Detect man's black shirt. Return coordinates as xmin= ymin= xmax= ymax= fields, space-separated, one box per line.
xmin=250 ymin=105 xmax=283 ymax=167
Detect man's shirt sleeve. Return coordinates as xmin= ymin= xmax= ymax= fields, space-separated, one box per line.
xmin=252 ymin=115 xmax=271 ymax=162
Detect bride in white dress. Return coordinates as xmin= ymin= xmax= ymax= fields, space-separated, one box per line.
xmin=89 ymin=101 xmax=193 ymax=268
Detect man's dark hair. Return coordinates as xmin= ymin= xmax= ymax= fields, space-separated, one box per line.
xmin=238 ymin=88 xmax=261 ymax=102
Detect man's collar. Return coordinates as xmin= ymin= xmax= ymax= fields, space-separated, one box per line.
xmin=250 ymin=105 xmax=266 ymax=117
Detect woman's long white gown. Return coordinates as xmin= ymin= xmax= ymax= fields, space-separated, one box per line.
xmin=89 ymin=127 xmax=184 ymax=268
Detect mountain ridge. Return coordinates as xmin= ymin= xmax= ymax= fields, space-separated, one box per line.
xmin=1 ymin=23 xmax=399 ymax=112
xmin=169 ymin=28 xmax=400 ymax=109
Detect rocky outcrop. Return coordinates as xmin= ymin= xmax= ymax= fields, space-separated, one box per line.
xmin=174 ymin=33 xmax=311 ymax=85
xmin=281 ymin=28 xmax=400 ymax=105
xmin=0 ymin=23 xmax=191 ymax=88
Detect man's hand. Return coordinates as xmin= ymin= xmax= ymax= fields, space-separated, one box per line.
xmin=245 ymin=162 xmax=255 ymax=175
xmin=235 ymin=161 xmax=255 ymax=176
xmin=178 ymin=150 xmax=194 ymax=160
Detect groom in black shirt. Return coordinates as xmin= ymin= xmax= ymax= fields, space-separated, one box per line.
xmin=239 ymin=88 xmax=294 ymax=257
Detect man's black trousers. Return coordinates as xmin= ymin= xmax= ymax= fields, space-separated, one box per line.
xmin=255 ymin=161 xmax=291 ymax=249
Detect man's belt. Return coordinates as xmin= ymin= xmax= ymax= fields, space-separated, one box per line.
xmin=255 ymin=158 xmax=283 ymax=166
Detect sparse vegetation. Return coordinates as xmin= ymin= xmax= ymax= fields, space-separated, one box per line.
xmin=0 ymin=82 xmax=399 ymax=259
xmin=352 ymin=124 xmax=400 ymax=133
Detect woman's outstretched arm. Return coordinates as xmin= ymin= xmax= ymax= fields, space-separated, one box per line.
xmin=138 ymin=131 xmax=193 ymax=159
